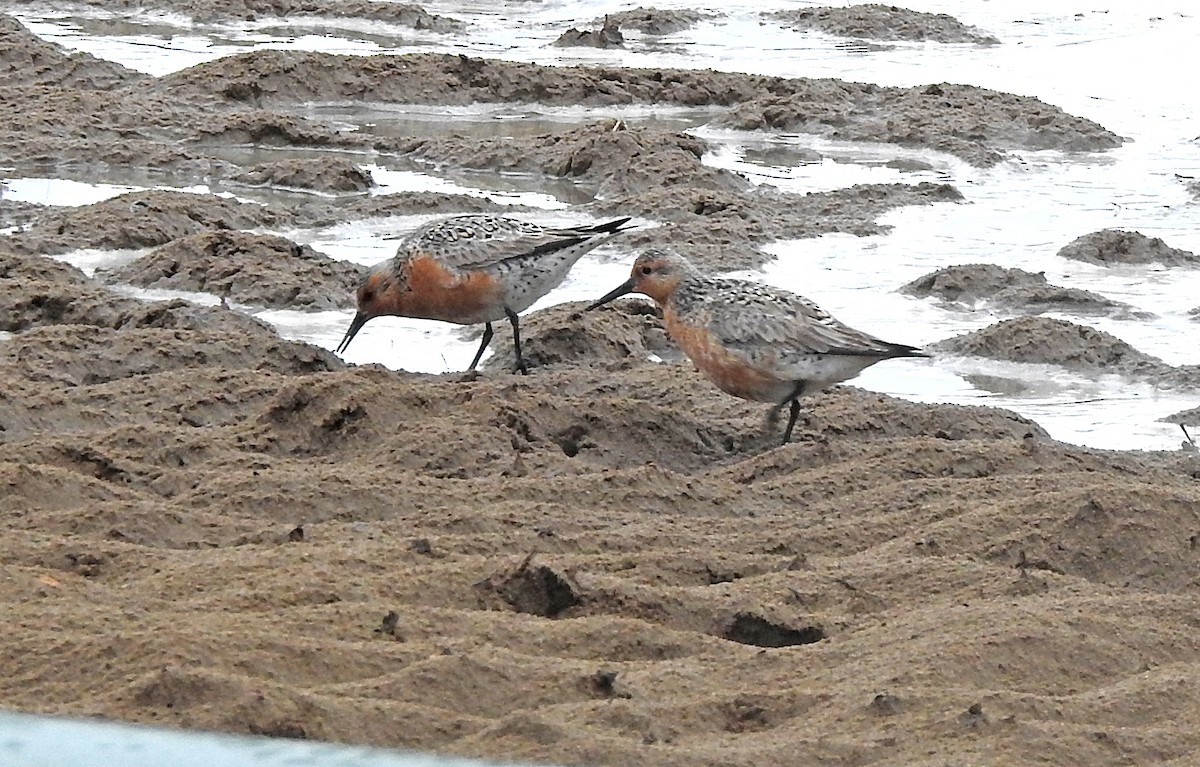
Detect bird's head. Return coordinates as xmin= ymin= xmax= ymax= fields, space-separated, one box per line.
xmin=336 ymin=267 xmax=402 ymax=354
xmin=587 ymin=248 xmax=693 ymax=310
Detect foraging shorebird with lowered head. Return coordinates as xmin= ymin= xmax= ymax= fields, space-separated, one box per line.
xmin=588 ymin=248 xmax=929 ymax=444
xmin=337 ymin=214 xmax=633 ymax=373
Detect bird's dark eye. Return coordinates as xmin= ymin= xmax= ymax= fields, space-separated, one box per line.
xmin=640 ymin=266 xmax=653 ymax=275
xmin=362 ymin=289 xmax=375 ymax=302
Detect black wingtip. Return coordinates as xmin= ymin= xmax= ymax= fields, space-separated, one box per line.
xmin=592 ymin=216 xmax=634 ymax=234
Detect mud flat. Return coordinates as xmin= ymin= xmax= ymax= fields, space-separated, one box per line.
xmin=4 ymin=7 xmax=1200 ymax=767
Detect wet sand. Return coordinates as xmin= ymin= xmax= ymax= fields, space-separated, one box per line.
xmin=4 ymin=6 xmax=1200 ymax=766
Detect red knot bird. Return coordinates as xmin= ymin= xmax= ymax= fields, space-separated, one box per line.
xmin=337 ymin=214 xmax=633 ymax=373
xmin=588 ymin=248 xmax=929 ymax=445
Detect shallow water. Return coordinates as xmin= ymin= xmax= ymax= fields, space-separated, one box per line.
xmin=5 ymin=0 xmax=1200 ymax=450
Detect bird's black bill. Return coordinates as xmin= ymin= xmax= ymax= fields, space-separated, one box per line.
xmin=586 ymin=279 xmax=635 ymax=311
xmin=336 ymin=312 xmax=370 ymax=355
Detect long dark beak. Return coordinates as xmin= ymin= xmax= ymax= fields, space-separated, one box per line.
xmin=336 ymin=312 xmax=370 ymax=354
xmin=586 ymin=279 xmax=635 ymax=311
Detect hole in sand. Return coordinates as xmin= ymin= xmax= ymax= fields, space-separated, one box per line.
xmin=723 ymin=612 xmax=825 ymax=648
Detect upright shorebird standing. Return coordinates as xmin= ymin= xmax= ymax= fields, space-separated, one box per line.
xmin=588 ymin=248 xmax=929 ymax=445
xmin=337 ymin=214 xmax=633 ymax=373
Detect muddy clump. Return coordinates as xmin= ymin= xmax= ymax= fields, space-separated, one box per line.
xmin=150 ymin=51 xmax=1121 ymax=167
xmin=9 ymin=296 xmax=1200 ymax=767
xmin=600 ymin=181 xmax=963 ymax=272
xmin=1 ymin=278 xmax=145 ymax=332
xmin=902 ymin=263 xmax=1150 ymax=319
xmin=0 ymin=14 xmax=144 ymax=90
xmin=290 ymin=192 xmax=512 ymax=231
xmin=477 ymin=555 xmax=583 ymax=618
xmin=7 ymin=321 xmax=338 ymax=386
xmin=231 ymin=158 xmax=376 ymax=194
xmin=0 ymin=249 xmax=90 ymax=285
xmin=389 ymin=121 xmax=747 ymax=199
xmin=597 ymin=7 xmax=713 ymax=35
xmin=768 ymin=4 xmax=999 ymax=45
xmin=932 ymin=316 xmax=1159 ymax=373
xmin=480 ymin=298 xmax=676 ymax=373
xmin=1057 ymin=229 xmax=1199 ymax=268
xmin=554 ymin=18 xmax=624 ymax=48
xmin=2 ymin=255 xmax=341 ymax=377
xmin=933 ymin=316 xmax=1200 ymax=387
xmin=42 ymin=0 xmax=461 ymax=30
xmin=0 ymin=84 xmax=241 ymax=171
xmin=97 ymin=230 xmax=366 ymax=311
xmin=190 ymin=111 xmax=361 ymax=151
xmin=0 ymin=198 xmax=49 ymax=231
xmin=720 ymin=82 xmax=1119 ymax=166
xmin=1 ymin=190 xmax=285 ymax=256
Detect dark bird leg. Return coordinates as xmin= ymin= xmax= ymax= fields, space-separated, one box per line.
xmin=781 ymin=399 xmax=802 ymax=445
xmin=1182 ymin=424 xmax=1196 ymax=448
xmin=468 ymin=322 xmax=494 ymax=371
xmin=774 ymin=381 xmax=810 ymax=445
xmin=505 ymin=307 xmax=528 ymax=375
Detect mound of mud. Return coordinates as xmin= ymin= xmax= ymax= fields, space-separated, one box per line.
xmin=0 ymin=84 xmax=244 ymax=171
xmin=768 ymin=4 xmax=1000 ymax=45
xmin=1 ymin=190 xmax=285 ymax=255
xmin=600 ymin=181 xmax=963 ymax=272
xmin=597 ymin=7 xmax=713 ymax=35
xmin=931 ymin=315 xmax=1159 ymax=372
xmin=480 ymin=298 xmax=676 ymax=373
xmin=97 ymin=230 xmax=366 ymax=310
xmin=6 ymin=335 xmax=1200 ymax=767
xmin=554 ymin=18 xmax=624 ymax=48
xmin=7 ymin=321 xmax=338 ymax=386
xmin=231 ymin=158 xmax=375 ymax=194
xmin=932 ymin=316 xmax=1200 ymax=387
xmin=1 ymin=277 xmax=145 ymax=332
xmin=719 ymin=82 xmax=1118 ymax=166
xmin=382 ymin=121 xmax=965 ymax=271
xmin=0 ymin=198 xmax=47 ymax=231
xmin=7 ymin=240 xmax=1200 ymax=767
xmin=190 ymin=111 xmax=360 ymax=151
xmin=38 ymin=0 xmax=461 ymax=29
xmin=390 ymin=121 xmax=747 ymax=198
xmin=380 ymin=123 xmax=962 ymax=271
xmin=151 ymin=51 xmax=1121 ymax=167
xmin=902 ymin=263 xmax=1149 ymax=318
xmin=2 ymin=255 xmax=340 ymax=383
xmin=0 ymin=14 xmax=143 ymax=89
xmin=1057 ymin=229 xmax=1199 ymax=267
xmin=291 ymin=192 xmax=511 ymax=230
xmin=0 ymin=249 xmax=90 ymax=285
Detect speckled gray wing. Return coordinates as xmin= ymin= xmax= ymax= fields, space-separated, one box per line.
xmin=700 ymin=278 xmax=917 ymax=358
xmin=396 ymin=215 xmax=600 ymax=272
